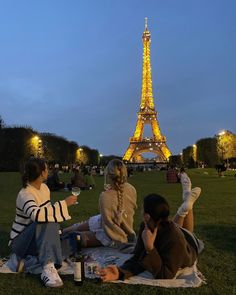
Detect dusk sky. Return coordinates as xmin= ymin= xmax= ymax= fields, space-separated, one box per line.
xmin=0 ymin=0 xmax=235 ymax=157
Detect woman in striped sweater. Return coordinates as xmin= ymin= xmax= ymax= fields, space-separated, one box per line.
xmin=7 ymin=158 xmax=78 ymax=287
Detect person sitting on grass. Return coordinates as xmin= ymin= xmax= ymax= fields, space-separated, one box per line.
xmin=83 ymin=167 xmax=96 ymax=190
xmin=69 ymin=166 xmax=87 ymax=190
xmin=2 ymin=158 xmax=80 ymax=288
xmin=99 ymin=189 xmax=202 ymax=281
xmin=63 ymin=159 xmax=137 ymax=247
xmin=46 ymin=166 xmax=65 ymax=191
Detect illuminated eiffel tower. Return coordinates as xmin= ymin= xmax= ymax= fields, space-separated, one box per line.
xmin=123 ymin=18 xmax=171 ymax=163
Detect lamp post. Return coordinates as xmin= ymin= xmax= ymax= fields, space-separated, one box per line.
xmin=99 ymin=153 xmax=103 ymax=165
xmin=38 ymin=139 xmax=43 ymax=158
xmin=218 ymin=130 xmax=228 ymax=166
xmin=218 ymin=130 xmax=225 ymax=160
xmin=192 ymin=144 xmax=197 ymax=166
xmin=32 ymin=135 xmax=43 ymax=158
xmin=76 ymin=148 xmax=84 ymax=165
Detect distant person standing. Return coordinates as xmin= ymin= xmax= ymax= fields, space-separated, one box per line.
xmin=215 ymin=163 xmax=227 ymax=177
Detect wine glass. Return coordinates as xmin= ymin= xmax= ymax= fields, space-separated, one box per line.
xmin=72 ymin=187 xmax=80 ymax=204
xmin=104 ymin=172 xmax=112 ymax=191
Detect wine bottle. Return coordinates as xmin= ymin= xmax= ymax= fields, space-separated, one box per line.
xmin=74 ymin=235 xmax=84 ymax=286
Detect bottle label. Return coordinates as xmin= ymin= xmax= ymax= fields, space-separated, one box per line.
xmin=74 ymin=262 xmax=82 ymax=281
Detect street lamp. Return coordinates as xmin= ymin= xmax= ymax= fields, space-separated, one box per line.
xmin=31 ymin=135 xmax=43 ymax=158
xmin=218 ymin=130 xmax=226 ymax=136
xmin=217 ymin=130 xmax=229 ymax=165
xmin=76 ymin=148 xmax=84 ymax=165
xmin=192 ymin=144 xmax=197 ymax=163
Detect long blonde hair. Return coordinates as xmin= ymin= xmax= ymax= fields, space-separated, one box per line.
xmin=105 ymin=159 xmax=127 ymax=225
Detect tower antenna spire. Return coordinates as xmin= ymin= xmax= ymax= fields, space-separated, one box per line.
xmin=145 ymin=17 xmax=148 ymax=30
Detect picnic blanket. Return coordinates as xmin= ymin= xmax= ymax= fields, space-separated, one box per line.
xmin=82 ymin=246 xmax=206 ymax=288
xmin=0 ymin=246 xmax=206 ymax=288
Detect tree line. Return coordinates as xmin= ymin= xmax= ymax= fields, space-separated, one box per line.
xmin=0 ymin=116 xmax=100 ymax=171
xmin=169 ymin=131 xmax=236 ymax=168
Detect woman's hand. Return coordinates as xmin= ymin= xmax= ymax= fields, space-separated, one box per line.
xmin=99 ymin=265 xmax=119 ymax=282
xmin=65 ymin=195 xmax=77 ymax=207
xmin=141 ymin=222 xmax=158 ymax=252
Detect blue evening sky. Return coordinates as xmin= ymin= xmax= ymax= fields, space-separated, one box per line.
xmin=0 ymin=0 xmax=235 ymax=156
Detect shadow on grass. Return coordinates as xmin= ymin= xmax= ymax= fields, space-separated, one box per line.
xmin=0 ymin=231 xmax=10 ymax=257
xmin=197 ymin=224 xmax=236 ymax=253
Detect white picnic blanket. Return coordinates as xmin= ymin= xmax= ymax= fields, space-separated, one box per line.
xmin=82 ymin=247 xmax=206 ymax=288
xmin=0 ymin=246 xmax=206 ymax=288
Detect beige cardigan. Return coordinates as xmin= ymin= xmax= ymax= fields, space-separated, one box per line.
xmin=99 ymin=182 xmax=137 ymax=244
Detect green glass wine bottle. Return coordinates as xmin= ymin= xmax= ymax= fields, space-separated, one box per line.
xmin=74 ymin=234 xmax=84 ymax=286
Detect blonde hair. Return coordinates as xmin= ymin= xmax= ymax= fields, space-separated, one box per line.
xmin=105 ymin=159 xmax=127 ymax=225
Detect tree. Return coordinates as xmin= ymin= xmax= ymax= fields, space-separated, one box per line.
xmin=76 ymin=146 xmax=100 ymax=165
xmin=169 ymin=155 xmax=183 ymax=167
xmin=0 ymin=116 xmax=5 ymax=129
xmin=0 ymin=127 xmax=36 ymax=171
xmin=216 ymin=130 xmax=236 ymax=162
xmin=41 ymin=133 xmax=78 ymax=165
xmin=100 ymin=155 xmax=122 ymax=166
xmin=182 ymin=146 xmax=196 ymax=168
xmin=196 ymin=137 xmax=219 ymax=167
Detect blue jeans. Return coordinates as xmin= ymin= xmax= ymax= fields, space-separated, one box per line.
xmin=11 ymin=222 xmax=78 ymax=268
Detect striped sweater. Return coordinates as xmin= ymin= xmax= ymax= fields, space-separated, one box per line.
xmin=9 ymin=183 xmax=71 ymax=245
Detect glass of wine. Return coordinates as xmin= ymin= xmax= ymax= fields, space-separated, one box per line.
xmin=72 ymin=187 xmax=80 ymax=204
xmin=104 ymin=171 xmax=112 ymax=191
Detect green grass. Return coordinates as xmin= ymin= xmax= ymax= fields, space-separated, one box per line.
xmin=0 ymin=169 xmax=236 ymax=295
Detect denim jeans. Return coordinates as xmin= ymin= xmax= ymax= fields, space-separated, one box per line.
xmin=11 ymin=222 xmax=78 ymax=268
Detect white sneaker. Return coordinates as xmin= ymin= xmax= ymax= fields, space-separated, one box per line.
xmin=58 ymin=259 xmax=74 ymax=275
xmin=41 ymin=263 xmax=63 ymax=287
xmin=0 ymin=254 xmax=24 ymax=273
xmin=0 ymin=262 xmax=16 ymax=274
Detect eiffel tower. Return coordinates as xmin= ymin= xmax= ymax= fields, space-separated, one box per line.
xmin=123 ymin=18 xmax=171 ymax=163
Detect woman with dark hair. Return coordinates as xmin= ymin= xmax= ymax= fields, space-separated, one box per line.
xmin=99 ymin=189 xmax=202 ymax=281
xmin=2 ymin=158 xmax=78 ymax=287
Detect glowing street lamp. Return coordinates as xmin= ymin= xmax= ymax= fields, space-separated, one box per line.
xmin=31 ymin=135 xmax=43 ymax=158
xmin=218 ymin=130 xmax=226 ymax=136
xmin=192 ymin=144 xmax=197 ymax=163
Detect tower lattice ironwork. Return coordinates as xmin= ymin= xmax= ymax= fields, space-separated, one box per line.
xmin=123 ymin=18 xmax=171 ymax=163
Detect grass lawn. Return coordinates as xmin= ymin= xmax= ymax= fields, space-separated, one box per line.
xmin=0 ymin=168 xmax=235 ymax=295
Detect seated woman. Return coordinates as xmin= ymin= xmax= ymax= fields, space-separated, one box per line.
xmin=46 ymin=166 xmax=64 ymax=191
xmin=63 ymin=159 xmax=137 ymax=247
xmin=83 ymin=167 xmax=96 ymax=189
xmin=69 ymin=167 xmax=87 ymax=190
xmin=4 ymin=158 xmax=79 ymax=288
xmin=99 ymin=188 xmax=202 ymax=281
